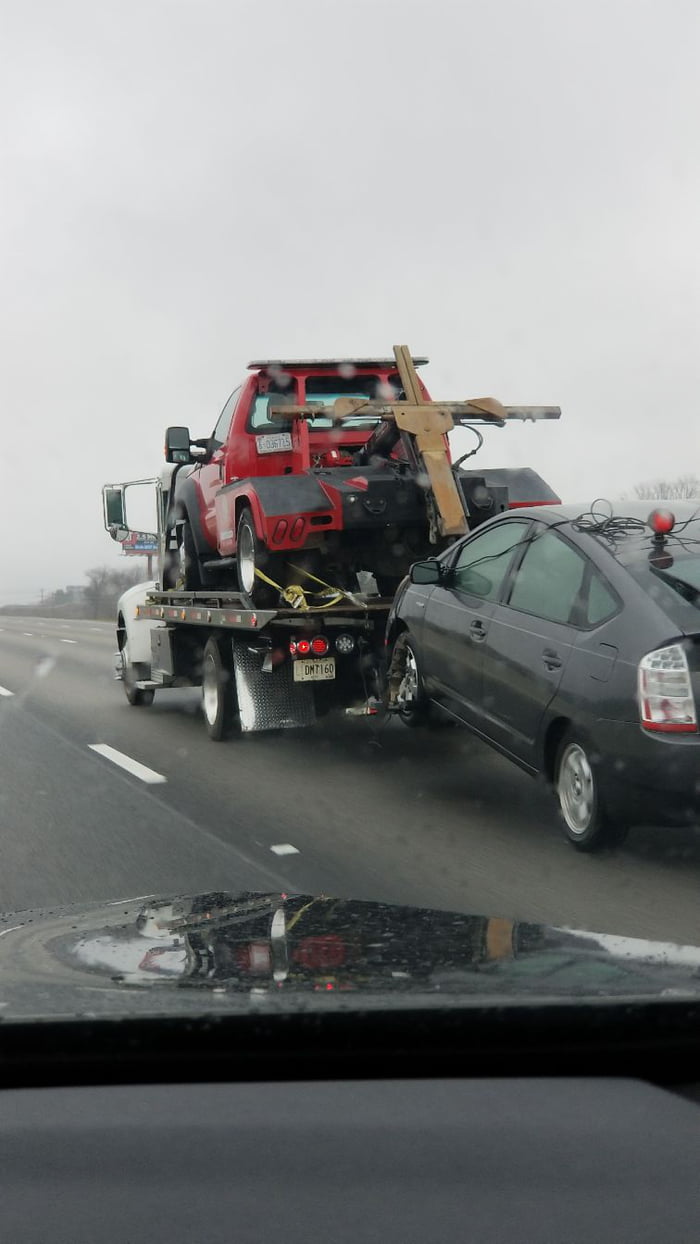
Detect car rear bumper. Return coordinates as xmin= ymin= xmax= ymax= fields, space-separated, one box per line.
xmin=594 ymin=719 xmax=700 ymax=827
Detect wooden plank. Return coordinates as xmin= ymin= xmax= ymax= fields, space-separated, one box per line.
xmin=393 ymin=344 xmax=424 ymax=405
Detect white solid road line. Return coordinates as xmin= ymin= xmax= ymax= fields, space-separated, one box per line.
xmin=0 ymin=686 xmax=14 ymax=697
xmin=59 ymin=638 xmax=77 ymax=644
xmin=88 ymin=744 xmax=167 ymax=785
xmin=269 ymin=843 xmax=300 ymax=856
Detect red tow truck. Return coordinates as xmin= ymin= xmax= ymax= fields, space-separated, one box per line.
xmin=102 ymin=346 xmax=560 ymax=739
xmin=160 ymin=345 xmax=561 ymax=605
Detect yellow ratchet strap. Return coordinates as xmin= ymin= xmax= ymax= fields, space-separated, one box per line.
xmin=253 ymin=567 xmax=344 ymax=611
xmin=288 ymin=563 xmax=364 ymax=607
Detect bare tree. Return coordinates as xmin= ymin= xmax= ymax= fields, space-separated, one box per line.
xmin=84 ymin=565 xmax=143 ymax=619
xmin=633 ymin=475 xmax=700 ymax=501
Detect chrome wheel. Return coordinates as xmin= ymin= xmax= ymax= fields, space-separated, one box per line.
xmin=397 ymin=645 xmax=419 ymax=713
xmin=122 ymin=641 xmax=154 ymax=707
xmin=238 ymin=522 xmax=256 ymax=595
xmin=177 ymin=538 xmax=188 ymax=586
xmin=201 ymin=636 xmax=236 ymax=740
xmin=558 ymin=742 xmax=594 ymax=836
xmin=392 ymin=637 xmax=428 ymax=727
xmin=202 ymin=651 xmax=220 ymax=727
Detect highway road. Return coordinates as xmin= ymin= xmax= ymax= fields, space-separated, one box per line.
xmin=0 ymin=613 xmax=699 ymax=946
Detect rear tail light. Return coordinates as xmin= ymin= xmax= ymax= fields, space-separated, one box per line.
xmin=638 ymin=644 xmax=698 ymax=733
xmin=290 ymin=637 xmax=327 ymax=656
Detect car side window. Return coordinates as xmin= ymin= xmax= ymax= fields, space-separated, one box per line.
xmin=586 ymin=572 xmax=619 ymax=626
xmin=211 ymin=386 xmax=241 ymax=448
xmin=507 ymin=529 xmax=586 ymax=624
xmin=451 ymin=520 xmax=530 ymax=601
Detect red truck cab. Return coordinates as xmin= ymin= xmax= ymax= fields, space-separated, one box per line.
xmin=166 ymin=358 xmax=436 ymax=602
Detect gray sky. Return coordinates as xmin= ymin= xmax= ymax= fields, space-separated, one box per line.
xmin=2 ymin=0 xmax=699 ymax=600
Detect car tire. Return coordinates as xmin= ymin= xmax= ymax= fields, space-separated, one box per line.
xmin=555 ymin=731 xmax=628 ymax=851
xmin=122 ymin=643 xmax=155 ymax=708
xmin=235 ymin=507 xmax=283 ymax=607
xmin=391 ymin=634 xmax=429 ymax=727
xmin=201 ymin=635 xmax=237 ymax=741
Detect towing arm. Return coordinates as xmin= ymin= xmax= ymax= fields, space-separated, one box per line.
xmin=271 ymin=344 xmax=561 ymax=541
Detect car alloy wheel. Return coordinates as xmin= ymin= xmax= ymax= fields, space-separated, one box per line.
xmin=555 ymin=733 xmax=627 ymax=851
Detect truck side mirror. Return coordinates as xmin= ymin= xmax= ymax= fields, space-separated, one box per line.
xmin=165 ymin=426 xmax=194 ymax=464
xmin=409 ymin=560 xmax=442 ymax=585
xmin=102 ymin=486 xmax=129 ymax=542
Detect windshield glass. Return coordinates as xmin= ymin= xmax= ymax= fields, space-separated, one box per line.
xmin=250 ymin=375 xmax=398 ymax=432
xmin=2 ymin=0 xmax=700 ymax=1040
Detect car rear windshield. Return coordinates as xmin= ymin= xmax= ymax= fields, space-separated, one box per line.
xmin=625 ymin=551 xmax=700 ymax=630
xmin=250 ymin=374 xmax=400 ymax=432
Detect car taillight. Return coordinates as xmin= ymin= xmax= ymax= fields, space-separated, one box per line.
xmin=295 ymin=639 xmax=311 ymax=656
xmin=311 ymin=636 xmax=329 ymax=656
xmin=638 ymin=644 xmax=698 ymax=733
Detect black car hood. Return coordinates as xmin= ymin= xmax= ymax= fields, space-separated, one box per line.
xmin=1 ymin=891 xmax=699 ymax=1021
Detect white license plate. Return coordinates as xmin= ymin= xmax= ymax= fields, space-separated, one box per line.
xmin=293 ymin=658 xmax=336 ymax=682
xmin=256 ymin=432 xmax=293 ymax=454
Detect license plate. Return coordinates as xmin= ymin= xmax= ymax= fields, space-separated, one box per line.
xmin=256 ymin=432 xmax=293 ymax=454
xmin=293 ymin=657 xmax=336 ymax=682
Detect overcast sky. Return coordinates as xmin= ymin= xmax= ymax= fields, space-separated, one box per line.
xmin=1 ymin=0 xmax=699 ymax=600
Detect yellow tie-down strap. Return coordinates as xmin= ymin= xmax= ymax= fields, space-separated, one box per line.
xmin=254 ymin=563 xmax=362 ymax=611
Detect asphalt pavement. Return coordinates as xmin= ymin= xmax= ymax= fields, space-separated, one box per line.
xmin=1 ymin=614 xmax=699 ymax=945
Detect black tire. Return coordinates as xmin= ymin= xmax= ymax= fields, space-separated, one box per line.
xmin=164 ymin=515 xmax=202 ymax=591
xmin=177 ymin=519 xmax=203 ymax=590
xmin=201 ymin=635 xmax=237 ymax=741
xmin=121 ymin=642 xmax=155 ymax=707
xmin=555 ymin=730 xmax=628 ymax=851
xmin=391 ymin=633 xmax=429 ymax=727
xmin=235 ymin=507 xmax=284 ymax=607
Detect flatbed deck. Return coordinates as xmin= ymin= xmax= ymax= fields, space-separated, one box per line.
xmin=137 ymin=591 xmax=393 ymax=631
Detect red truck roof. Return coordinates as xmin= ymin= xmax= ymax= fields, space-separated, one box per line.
xmin=247 ymin=357 xmax=429 ymax=371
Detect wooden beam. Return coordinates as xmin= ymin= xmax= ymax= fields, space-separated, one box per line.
xmin=393 ymin=344 xmax=424 ymax=405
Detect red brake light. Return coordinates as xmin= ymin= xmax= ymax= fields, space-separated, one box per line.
xmin=648 ymin=508 xmax=675 ymax=535
xmin=296 ymin=639 xmax=311 ymax=656
xmin=311 ymin=636 xmax=329 ymax=656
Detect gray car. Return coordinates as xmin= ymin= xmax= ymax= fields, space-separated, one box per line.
xmin=386 ymin=500 xmax=700 ymax=851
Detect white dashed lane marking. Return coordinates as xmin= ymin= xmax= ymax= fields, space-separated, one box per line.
xmin=88 ymin=744 xmax=167 ymax=785
xmin=0 ymin=686 xmax=14 ymax=697
xmin=269 ymin=843 xmax=301 ymax=856
xmin=59 ymin=639 xmax=77 ymax=644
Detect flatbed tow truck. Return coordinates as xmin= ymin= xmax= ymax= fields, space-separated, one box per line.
xmin=103 ymin=346 xmax=560 ymax=740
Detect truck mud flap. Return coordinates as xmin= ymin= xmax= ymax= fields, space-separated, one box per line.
xmin=232 ymin=642 xmax=316 ymax=732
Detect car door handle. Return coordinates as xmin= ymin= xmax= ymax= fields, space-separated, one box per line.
xmin=469 ymin=621 xmax=488 ymax=642
xmin=542 ymin=649 xmax=563 ymax=670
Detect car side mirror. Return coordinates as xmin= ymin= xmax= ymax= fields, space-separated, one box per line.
xmin=165 ymin=426 xmax=194 ymax=464
xmin=410 ymin=559 xmax=443 ymax=585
